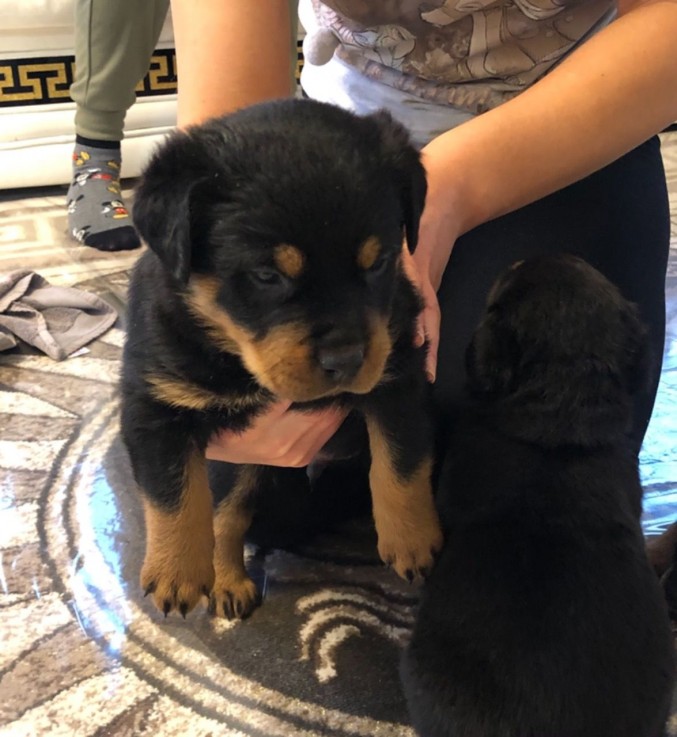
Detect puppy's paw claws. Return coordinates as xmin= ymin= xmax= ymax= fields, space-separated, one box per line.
xmin=141 ymin=549 xmax=215 ymax=618
xmin=377 ymin=520 xmax=443 ymax=584
xmin=225 ymin=592 xmax=236 ymax=620
xmin=209 ymin=572 xmax=260 ymax=620
xmin=143 ymin=582 xmax=156 ymax=598
xmin=374 ymin=477 xmax=443 ymax=584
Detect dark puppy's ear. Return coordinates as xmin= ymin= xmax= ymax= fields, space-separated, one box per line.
xmin=466 ymin=309 xmax=520 ymax=396
xmin=369 ymin=110 xmax=428 ymax=252
xmin=132 ymin=129 xmax=216 ymax=285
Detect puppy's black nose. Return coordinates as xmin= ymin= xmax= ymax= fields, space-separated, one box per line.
xmin=318 ymin=345 xmax=365 ymax=383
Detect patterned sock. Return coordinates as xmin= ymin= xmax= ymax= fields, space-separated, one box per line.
xmin=66 ymin=139 xmax=141 ymax=252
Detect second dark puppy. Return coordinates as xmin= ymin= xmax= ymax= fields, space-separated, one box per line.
xmin=121 ymin=99 xmax=442 ymax=620
xmin=401 ymin=255 xmax=675 ymax=737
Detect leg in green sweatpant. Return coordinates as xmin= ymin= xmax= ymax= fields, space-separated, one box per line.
xmin=68 ymin=0 xmax=169 ymax=251
xmin=71 ymin=0 xmax=170 ymax=141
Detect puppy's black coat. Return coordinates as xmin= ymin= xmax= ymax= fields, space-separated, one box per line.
xmin=120 ymin=99 xmax=442 ymax=620
xmin=401 ymin=255 xmax=675 ymax=737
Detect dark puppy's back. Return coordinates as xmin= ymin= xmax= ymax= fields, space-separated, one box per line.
xmin=402 ymin=420 xmax=674 ymax=737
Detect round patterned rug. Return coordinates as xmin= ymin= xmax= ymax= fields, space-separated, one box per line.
xmin=1 ymin=292 xmax=420 ymax=736
xmin=2 ymin=259 xmax=677 ymax=736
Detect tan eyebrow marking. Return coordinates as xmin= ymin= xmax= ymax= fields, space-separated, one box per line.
xmin=273 ymin=243 xmax=305 ymax=278
xmin=357 ymin=236 xmax=382 ymax=270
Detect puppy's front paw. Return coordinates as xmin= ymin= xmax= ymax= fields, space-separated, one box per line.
xmin=141 ymin=547 xmax=215 ymax=617
xmin=376 ymin=502 xmax=443 ymax=583
xmin=208 ymin=569 xmax=261 ymax=620
xmin=378 ymin=529 xmax=443 ymax=583
xmin=367 ymin=424 xmax=443 ymax=584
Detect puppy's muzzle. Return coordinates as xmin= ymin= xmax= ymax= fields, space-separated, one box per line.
xmin=318 ymin=343 xmax=366 ymax=384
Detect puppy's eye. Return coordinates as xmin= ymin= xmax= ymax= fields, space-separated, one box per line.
xmin=250 ymin=268 xmax=284 ymax=286
xmin=368 ymin=253 xmax=391 ymax=277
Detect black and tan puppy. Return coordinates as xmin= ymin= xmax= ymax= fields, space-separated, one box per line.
xmin=120 ymin=99 xmax=442 ymax=619
xmin=401 ymin=255 xmax=675 ymax=737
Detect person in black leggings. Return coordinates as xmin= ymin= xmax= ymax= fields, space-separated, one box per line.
xmin=434 ymin=135 xmax=670 ymax=453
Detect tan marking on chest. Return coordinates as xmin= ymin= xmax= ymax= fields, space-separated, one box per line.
xmin=146 ymin=374 xmax=266 ymax=412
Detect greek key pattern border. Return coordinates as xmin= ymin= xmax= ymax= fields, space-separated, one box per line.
xmin=0 ymin=43 xmax=304 ymax=107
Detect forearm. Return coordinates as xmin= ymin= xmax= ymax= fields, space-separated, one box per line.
xmin=418 ymin=0 xmax=677 ymax=285
xmin=170 ymin=0 xmax=293 ymax=127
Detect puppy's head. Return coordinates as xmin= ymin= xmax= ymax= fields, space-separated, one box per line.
xmin=467 ymin=255 xmax=648 ymax=446
xmin=133 ymin=100 xmax=426 ymax=401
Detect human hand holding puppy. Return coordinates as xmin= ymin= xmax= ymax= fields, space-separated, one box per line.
xmin=205 ymin=400 xmax=348 ymax=467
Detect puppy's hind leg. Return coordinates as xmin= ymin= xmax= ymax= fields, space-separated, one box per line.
xmin=209 ymin=465 xmax=262 ymax=619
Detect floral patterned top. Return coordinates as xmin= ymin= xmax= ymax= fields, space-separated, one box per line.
xmin=300 ymin=0 xmax=615 ymax=114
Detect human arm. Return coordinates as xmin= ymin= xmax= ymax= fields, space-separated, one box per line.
xmin=414 ymin=0 xmax=677 ymax=376
xmin=170 ymin=0 xmax=294 ymax=126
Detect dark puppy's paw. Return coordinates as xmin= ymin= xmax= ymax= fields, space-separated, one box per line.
xmin=141 ymin=550 xmax=215 ymax=618
xmin=208 ymin=571 xmax=261 ymax=620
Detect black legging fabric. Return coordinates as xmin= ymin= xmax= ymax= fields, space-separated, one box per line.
xmin=431 ymin=135 xmax=670 ymax=451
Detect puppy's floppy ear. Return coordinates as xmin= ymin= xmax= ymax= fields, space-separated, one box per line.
xmin=132 ymin=130 xmax=216 ymax=285
xmin=369 ymin=110 xmax=427 ymax=252
xmin=466 ymin=309 xmax=520 ymax=396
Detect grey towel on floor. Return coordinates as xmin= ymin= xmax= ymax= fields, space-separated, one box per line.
xmin=0 ymin=270 xmax=117 ymax=361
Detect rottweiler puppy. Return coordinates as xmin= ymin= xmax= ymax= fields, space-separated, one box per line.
xmin=120 ymin=99 xmax=442 ymax=620
xmin=401 ymin=255 xmax=675 ymax=737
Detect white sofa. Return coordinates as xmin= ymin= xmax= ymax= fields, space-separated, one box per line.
xmin=0 ymin=0 xmax=177 ymax=189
